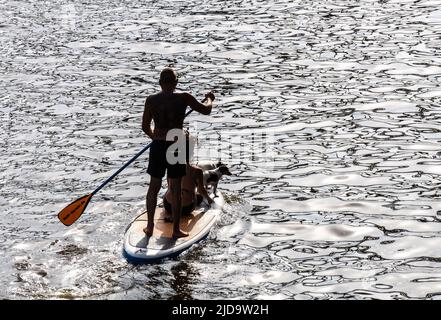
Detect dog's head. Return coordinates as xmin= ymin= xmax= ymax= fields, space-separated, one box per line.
xmin=218 ymin=165 xmax=232 ymax=176
xmin=216 ymin=161 xmax=225 ymax=168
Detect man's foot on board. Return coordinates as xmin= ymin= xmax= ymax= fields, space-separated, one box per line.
xmin=143 ymin=226 xmax=154 ymax=237
xmin=172 ymin=230 xmax=188 ymax=239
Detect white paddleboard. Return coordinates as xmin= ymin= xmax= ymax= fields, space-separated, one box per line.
xmin=123 ymin=192 xmax=224 ymax=263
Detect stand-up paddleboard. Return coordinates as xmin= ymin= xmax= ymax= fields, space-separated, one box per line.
xmin=123 ymin=192 xmax=224 ymax=264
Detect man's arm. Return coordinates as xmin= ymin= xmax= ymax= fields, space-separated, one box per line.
xmin=195 ymin=168 xmax=214 ymax=205
xmin=184 ymin=92 xmax=213 ymax=115
xmin=142 ymin=97 xmax=154 ymax=139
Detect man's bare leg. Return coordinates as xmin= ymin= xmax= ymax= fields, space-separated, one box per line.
xmin=144 ymin=176 xmax=162 ymax=236
xmin=169 ymin=177 xmax=188 ymax=238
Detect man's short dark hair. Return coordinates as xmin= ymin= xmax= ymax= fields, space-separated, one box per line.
xmin=160 ymin=68 xmax=178 ymax=84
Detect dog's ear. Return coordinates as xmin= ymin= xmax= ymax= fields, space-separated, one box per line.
xmin=216 ymin=161 xmax=224 ymax=168
xmin=219 ymin=165 xmax=232 ymax=176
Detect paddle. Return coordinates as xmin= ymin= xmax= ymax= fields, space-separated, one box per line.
xmin=57 ymin=108 xmax=194 ymax=226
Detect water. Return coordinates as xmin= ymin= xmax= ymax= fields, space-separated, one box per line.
xmin=1 ymin=0 xmax=441 ymax=300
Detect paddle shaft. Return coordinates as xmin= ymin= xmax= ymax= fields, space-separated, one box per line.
xmin=91 ymin=108 xmax=194 ymax=196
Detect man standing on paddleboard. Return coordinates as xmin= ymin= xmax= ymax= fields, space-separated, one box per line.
xmin=142 ymin=68 xmax=214 ymax=238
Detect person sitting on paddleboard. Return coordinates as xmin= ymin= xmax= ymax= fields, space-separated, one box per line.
xmin=142 ymin=67 xmax=214 ymax=239
xmin=162 ymin=133 xmax=214 ymax=222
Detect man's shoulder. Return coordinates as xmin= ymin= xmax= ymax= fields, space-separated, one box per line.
xmin=147 ymin=92 xmax=190 ymax=100
xmin=144 ymin=94 xmax=154 ymax=107
xmin=178 ymin=92 xmax=194 ymax=100
xmin=146 ymin=92 xmax=161 ymax=101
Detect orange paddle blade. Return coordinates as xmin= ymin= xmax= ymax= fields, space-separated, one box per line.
xmin=58 ymin=194 xmax=92 ymax=226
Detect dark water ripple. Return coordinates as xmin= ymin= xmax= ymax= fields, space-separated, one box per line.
xmin=2 ymin=0 xmax=441 ymax=299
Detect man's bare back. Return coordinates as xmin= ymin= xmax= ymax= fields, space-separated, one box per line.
xmin=143 ymin=92 xmax=212 ymax=141
xmin=143 ymin=92 xmax=187 ymax=141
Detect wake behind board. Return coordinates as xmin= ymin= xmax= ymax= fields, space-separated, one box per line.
xmin=123 ymin=192 xmax=224 ymax=264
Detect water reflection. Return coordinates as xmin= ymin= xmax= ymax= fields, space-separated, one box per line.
xmin=169 ymin=262 xmax=198 ymax=300
xmin=2 ymin=0 xmax=441 ymax=300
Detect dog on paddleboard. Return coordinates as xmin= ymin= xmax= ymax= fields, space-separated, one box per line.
xmin=202 ymin=164 xmax=232 ymax=197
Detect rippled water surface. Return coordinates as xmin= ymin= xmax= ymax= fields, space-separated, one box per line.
xmin=2 ymin=0 xmax=441 ymax=300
